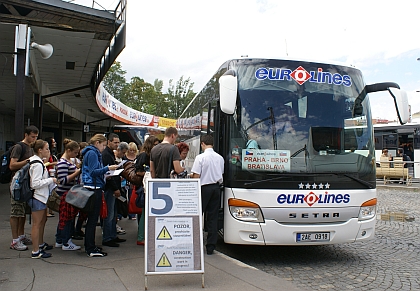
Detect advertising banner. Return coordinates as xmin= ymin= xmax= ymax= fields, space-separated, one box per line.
xmin=95 ymin=83 xmax=155 ymax=126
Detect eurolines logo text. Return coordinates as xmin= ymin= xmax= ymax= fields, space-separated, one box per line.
xmin=255 ymin=66 xmax=352 ymax=87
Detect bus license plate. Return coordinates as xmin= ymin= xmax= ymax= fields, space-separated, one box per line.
xmin=296 ymin=232 xmax=330 ymax=242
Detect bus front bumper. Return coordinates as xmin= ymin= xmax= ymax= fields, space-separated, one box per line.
xmin=223 ymin=216 xmax=376 ymax=245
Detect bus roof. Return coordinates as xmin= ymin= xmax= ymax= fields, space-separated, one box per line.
xmin=373 ymin=119 xmax=420 ymax=132
xmin=222 ymin=57 xmax=358 ymax=70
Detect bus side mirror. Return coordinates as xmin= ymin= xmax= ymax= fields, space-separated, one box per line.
xmin=365 ymin=82 xmax=409 ymax=125
xmin=219 ymin=70 xmax=237 ymax=115
xmin=388 ymin=88 xmax=409 ymax=124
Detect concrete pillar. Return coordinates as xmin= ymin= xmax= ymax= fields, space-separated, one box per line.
xmin=14 ymin=49 xmax=25 ymax=141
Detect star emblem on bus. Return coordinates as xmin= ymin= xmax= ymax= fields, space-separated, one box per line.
xmin=299 ymin=182 xmax=331 ymax=189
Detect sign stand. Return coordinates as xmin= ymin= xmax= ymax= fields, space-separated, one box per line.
xmin=144 ymin=178 xmax=204 ymax=290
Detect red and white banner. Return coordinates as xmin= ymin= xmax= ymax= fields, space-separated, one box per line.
xmin=96 ymin=84 xmax=155 ymax=126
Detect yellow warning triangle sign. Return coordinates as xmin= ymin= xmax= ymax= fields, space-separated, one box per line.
xmin=157 ymin=253 xmax=171 ymax=267
xmin=157 ymin=226 xmax=172 ymax=240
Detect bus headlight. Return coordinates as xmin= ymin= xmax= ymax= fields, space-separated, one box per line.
xmin=358 ymin=198 xmax=377 ymax=221
xmin=228 ymin=198 xmax=264 ymax=223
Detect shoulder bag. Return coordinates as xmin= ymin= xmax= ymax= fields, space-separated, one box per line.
xmin=129 ymin=185 xmax=143 ymax=214
xmin=121 ymin=161 xmax=143 ymax=186
xmin=65 ymin=184 xmax=95 ymax=212
xmin=47 ymin=188 xmax=61 ymax=213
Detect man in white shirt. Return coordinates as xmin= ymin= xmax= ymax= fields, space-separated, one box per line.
xmin=191 ymin=135 xmax=224 ymax=255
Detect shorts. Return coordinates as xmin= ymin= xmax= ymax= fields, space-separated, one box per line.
xmin=10 ymin=197 xmax=26 ymax=217
xmin=27 ymin=198 xmax=47 ymax=212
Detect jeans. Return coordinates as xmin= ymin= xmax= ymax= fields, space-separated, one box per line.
xmin=84 ymin=189 xmax=102 ymax=253
xmin=55 ymin=225 xmax=62 ymax=244
xmin=61 ymin=218 xmax=75 ymax=245
xmin=102 ymin=189 xmax=117 ymax=242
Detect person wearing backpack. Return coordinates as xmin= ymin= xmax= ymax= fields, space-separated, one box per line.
xmin=9 ymin=125 xmax=39 ymax=251
xmin=28 ymin=139 xmax=58 ymax=258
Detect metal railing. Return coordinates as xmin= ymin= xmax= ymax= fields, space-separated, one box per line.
xmin=91 ymin=0 xmax=127 ymax=95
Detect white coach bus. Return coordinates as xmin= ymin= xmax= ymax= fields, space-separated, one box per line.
xmin=177 ymin=58 xmax=409 ymax=245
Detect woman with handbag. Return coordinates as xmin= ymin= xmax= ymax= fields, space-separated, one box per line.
xmin=122 ymin=142 xmax=139 ymax=221
xmin=134 ymin=136 xmax=159 ymax=245
xmin=81 ymin=134 xmax=119 ymax=257
xmin=28 ymin=139 xmax=59 ymax=259
xmin=55 ymin=139 xmax=82 ymax=251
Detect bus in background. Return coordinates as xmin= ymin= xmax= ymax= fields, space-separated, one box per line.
xmin=374 ymin=121 xmax=420 ymax=178
xmin=177 ymin=58 xmax=409 ymax=245
xmin=112 ymin=125 xmax=166 ymax=147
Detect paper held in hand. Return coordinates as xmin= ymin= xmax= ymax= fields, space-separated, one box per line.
xmin=117 ymin=160 xmax=127 ymax=168
xmin=105 ymin=169 xmax=124 ymax=177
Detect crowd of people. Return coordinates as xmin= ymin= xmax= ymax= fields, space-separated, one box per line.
xmin=8 ymin=125 xmax=223 ymax=258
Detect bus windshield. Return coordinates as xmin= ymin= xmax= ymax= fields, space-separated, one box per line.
xmin=226 ymin=59 xmax=374 ymax=183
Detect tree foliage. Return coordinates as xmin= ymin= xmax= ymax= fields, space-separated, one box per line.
xmin=102 ymin=62 xmax=196 ymax=119
xmin=102 ymin=61 xmax=127 ymax=101
xmin=166 ymin=76 xmax=195 ymax=118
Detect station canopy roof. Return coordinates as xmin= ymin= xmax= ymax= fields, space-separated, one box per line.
xmin=0 ymin=0 xmax=126 ymax=129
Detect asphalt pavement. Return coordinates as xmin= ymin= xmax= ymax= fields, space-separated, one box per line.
xmin=0 ymin=182 xmax=299 ymax=291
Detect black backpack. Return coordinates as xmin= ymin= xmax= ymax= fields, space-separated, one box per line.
xmin=10 ymin=160 xmax=44 ymax=203
xmin=0 ymin=142 xmax=27 ymax=184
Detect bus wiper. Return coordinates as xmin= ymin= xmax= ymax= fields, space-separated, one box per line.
xmin=244 ymin=176 xmax=288 ymax=187
xmin=333 ymin=173 xmax=374 ymax=189
xmin=245 ymin=172 xmax=374 ymax=189
xmin=245 ymin=173 xmax=320 ymax=187
xmin=309 ymin=172 xmax=374 ymax=189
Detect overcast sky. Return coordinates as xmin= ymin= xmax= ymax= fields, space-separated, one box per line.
xmin=69 ymin=0 xmax=420 ymax=121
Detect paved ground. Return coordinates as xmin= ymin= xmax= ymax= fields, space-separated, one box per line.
xmin=1 ymin=182 xmax=418 ymax=290
xmin=216 ymin=186 xmax=420 ymax=291
xmin=0 ymin=183 xmax=299 ymax=291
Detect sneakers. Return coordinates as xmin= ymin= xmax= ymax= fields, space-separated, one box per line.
xmin=102 ymin=240 xmax=119 ymax=247
xmin=55 ymin=242 xmax=63 ymax=248
xmin=39 ymin=242 xmax=53 ymax=250
xmin=32 ymin=249 xmax=52 ymax=259
xmin=62 ymin=239 xmax=81 ymax=251
xmin=20 ymin=235 xmax=32 ymax=245
xmin=10 ymin=240 xmax=28 ymax=251
xmin=116 ymin=224 xmax=126 ymax=235
xmin=87 ymin=247 xmax=107 ymax=257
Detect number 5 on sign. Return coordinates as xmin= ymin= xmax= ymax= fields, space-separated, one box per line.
xmin=150 ymin=182 xmax=173 ymax=215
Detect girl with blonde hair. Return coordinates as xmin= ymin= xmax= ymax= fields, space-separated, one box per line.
xmin=81 ymin=134 xmax=119 ymax=257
